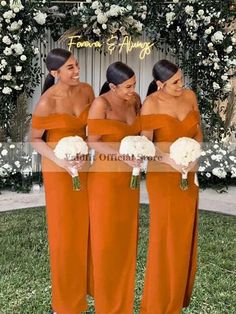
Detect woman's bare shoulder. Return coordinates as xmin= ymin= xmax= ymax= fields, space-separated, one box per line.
xmin=33 ymin=90 xmax=56 ymax=117
xmin=88 ymin=96 xmax=108 ymax=119
xmin=141 ymin=92 xmax=160 ymax=115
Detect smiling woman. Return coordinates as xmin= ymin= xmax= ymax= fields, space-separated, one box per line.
xmin=30 ymin=48 xmax=95 ymax=314
xmin=87 ymin=61 xmax=141 ymax=314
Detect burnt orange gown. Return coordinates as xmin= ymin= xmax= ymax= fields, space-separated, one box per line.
xmin=87 ymin=118 xmax=140 ymax=314
xmin=140 ymin=111 xmax=201 ymax=314
xmin=31 ymin=106 xmax=92 ymax=314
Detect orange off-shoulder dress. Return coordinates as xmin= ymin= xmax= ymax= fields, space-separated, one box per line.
xmin=140 ymin=111 xmax=202 ymax=314
xmin=31 ymin=106 xmax=92 ymax=314
xmin=87 ymin=118 xmax=141 ymax=314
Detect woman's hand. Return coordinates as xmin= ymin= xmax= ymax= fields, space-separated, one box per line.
xmin=158 ymin=152 xmax=184 ymax=173
xmin=54 ymin=158 xmax=83 ymax=176
xmin=182 ymin=160 xmax=198 ymax=173
xmin=119 ymin=154 xmax=143 ymax=169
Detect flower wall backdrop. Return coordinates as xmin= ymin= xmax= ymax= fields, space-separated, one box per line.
xmin=0 ymin=0 xmax=50 ymax=136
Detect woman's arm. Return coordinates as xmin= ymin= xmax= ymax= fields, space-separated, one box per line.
xmin=141 ymin=97 xmax=184 ymax=172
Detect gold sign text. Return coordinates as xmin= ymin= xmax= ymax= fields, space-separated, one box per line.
xmin=67 ymin=35 xmax=154 ymax=60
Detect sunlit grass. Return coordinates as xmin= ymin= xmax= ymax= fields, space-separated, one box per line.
xmin=0 ymin=206 xmax=235 ymax=314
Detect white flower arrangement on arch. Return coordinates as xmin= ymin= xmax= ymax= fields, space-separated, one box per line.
xmin=65 ymin=0 xmax=147 ymax=42
xmin=0 ymin=0 xmax=50 ymax=135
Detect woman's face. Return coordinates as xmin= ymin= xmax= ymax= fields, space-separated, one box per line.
xmin=112 ymin=75 xmax=136 ymax=101
xmin=55 ymin=55 xmax=80 ymax=86
xmin=161 ymin=69 xmax=183 ymax=97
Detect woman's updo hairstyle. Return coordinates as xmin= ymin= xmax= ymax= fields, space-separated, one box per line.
xmin=42 ymin=48 xmax=72 ymax=94
xmin=100 ymin=61 xmax=135 ymax=95
xmin=147 ymin=59 xmax=179 ymax=96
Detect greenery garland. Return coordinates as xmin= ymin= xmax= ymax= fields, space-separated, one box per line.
xmin=0 ymin=0 xmax=51 ymax=136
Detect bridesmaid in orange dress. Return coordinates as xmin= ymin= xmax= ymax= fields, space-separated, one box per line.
xmin=87 ymin=62 xmax=141 ymax=314
xmin=140 ymin=60 xmax=203 ymax=314
xmin=30 ymin=48 xmax=94 ymax=314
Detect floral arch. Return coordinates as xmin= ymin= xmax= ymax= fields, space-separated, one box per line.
xmin=0 ymin=0 xmax=236 ymax=190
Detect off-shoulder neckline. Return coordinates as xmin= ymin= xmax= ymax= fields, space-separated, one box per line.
xmin=141 ymin=110 xmax=198 ymax=123
xmin=88 ymin=116 xmax=139 ymax=127
xmin=32 ymin=104 xmax=90 ymax=119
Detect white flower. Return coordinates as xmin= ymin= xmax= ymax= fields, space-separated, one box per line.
xmin=97 ymin=13 xmax=108 ymax=24
xmin=86 ymin=0 xmax=92 ymax=2
xmin=1 ymin=73 xmax=12 ymax=81
xmin=11 ymin=43 xmax=24 ymax=55
xmin=231 ymin=167 xmax=236 ymax=178
xmin=9 ymin=144 xmax=15 ymax=149
xmin=93 ymin=28 xmax=101 ymax=35
xmin=2 ymin=35 xmax=11 ymax=45
xmin=170 ymin=137 xmax=201 ymax=167
xmin=212 ymin=167 xmax=227 ymax=178
xmin=173 ymin=0 xmax=179 ymax=3
xmin=221 ymin=74 xmax=228 ymax=80
xmin=213 ymin=63 xmax=220 ymax=70
xmin=2 ymin=87 xmax=12 ymax=94
xmin=213 ymin=82 xmax=220 ymax=90
xmin=231 ymin=37 xmax=236 ymax=45
xmin=54 ymin=136 xmax=88 ymax=159
xmin=207 ymin=42 xmax=214 ymax=51
xmin=225 ymin=46 xmax=233 ymax=54
xmin=107 ymin=5 xmax=123 ymax=17
xmin=199 ymin=166 xmax=206 ymax=172
xmin=205 ymin=26 xmax=213 ymax=35
xmin=127 ymin=5 xmax=132 ymax=11
xmin=1 ymin=60 xmax=7 ymax=69
xmin=9 ymin=21 xmax=21 ymax=31
xmin=135 ymin=21 xmax=143 ymax=32
xmin=14 ymin=161 xmax=21 ymax=168
xmin=229 ymin=156 xmax=236 ymax=162
xmin=34 ymin=11 xmax=47 ymax=25
xmin=1 ymin=149 xmax=8 ymax=156
xmin=190 ymin=33 xmax=197 ymax=41
xmin=119 ymin=135 xmax=156 ymax=159
xmin=198 ymin=9 xmax=204 ymax=16
xmin=102 ymin=23 xmax=107 ymax=30
xmin=166 ymin=12 xmax=175 ymax=23
xmin=211 ymin=31 xmax=224 ymax=44
xmin=10 ymin=0 xmax=24 ymax=12
xmin=206 ymin=172 xmax=211 ymax=177
xmin=185 ymin=5 xmax=194 ymax=16
xmin=91 ymin=1 xmax=100 ymax=10
xmin=21 ymin=166 xmax=32 ymax=177
xmin=141 ymin=13 xmax=146 ymax=20
xmin=204 ymin=16 xmax=211 ymax=25
xmin=3 ymin=47 xmax=13 ymax=56
xmin=14 ymin=85 xmax=22 ymax=90
xmin=1 ymin=1 xmax=7 ymax=6
xmin=33 ymin=47 xmax=39 ymax=54
xmin=15 ymin=65 xmax=22 ymax=72
xmin=20 ymin=55 xmax=27 ymax=61
xmin=3 ymin=10 xmax=15 ymax=20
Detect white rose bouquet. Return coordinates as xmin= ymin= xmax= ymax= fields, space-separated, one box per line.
xmin=170 ymin=137 xmax=201 ymax=190
xmin=54 ymin=136 xmax=88 ymax=191
xmin=119 ymin=135 xmax=156 ymax=189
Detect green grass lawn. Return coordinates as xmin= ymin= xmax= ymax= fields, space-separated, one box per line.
xmin=0 ymin=206 xmax=235 ymax=314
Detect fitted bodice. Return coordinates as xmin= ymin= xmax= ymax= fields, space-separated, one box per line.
xmin=88 ymin=117 xmax=141 ymax=172
xmin=141 ymin=110 xmax=201 ymax=172
xmin=31 ymin=105 xmax=90 ymax=146
xmin=88 ymin=116 xmax=141 ymax=142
